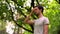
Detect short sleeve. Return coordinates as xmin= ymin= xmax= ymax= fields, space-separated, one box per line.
xmin=44 ymin=18 xmax=49 ymax=25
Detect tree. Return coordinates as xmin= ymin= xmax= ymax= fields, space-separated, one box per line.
xmin=0 ymin=0 xmax=60 ymax=34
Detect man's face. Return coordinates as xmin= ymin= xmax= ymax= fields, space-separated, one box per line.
xmin=33 ymin=7 xmax=41 ymax=15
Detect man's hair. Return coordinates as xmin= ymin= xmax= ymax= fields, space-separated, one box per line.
xmin=34 ymin=5 xmax=44 ymax=14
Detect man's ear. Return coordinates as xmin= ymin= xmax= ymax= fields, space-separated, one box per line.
xmin=39 ymin=9 xmax=42 ymax=12
xmin=40 ymin=9 xmax=42 ymax=11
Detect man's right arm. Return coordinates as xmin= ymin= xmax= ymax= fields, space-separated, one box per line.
xmin=24 ymin=9 xmax=35 ymax=24
xmin=24 ymin=20 xmax=34 ymax=24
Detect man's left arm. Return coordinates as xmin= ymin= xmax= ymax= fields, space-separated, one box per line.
xmin=43 ymin=18 xmax=49 ymax=34
xmin=44 ymin=24 xmax=49 ymax=34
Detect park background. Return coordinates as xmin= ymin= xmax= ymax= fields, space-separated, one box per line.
xmin=0 ymin=0 xmax=60 ymax=34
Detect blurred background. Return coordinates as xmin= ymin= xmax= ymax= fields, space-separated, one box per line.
xmin=0 ymin=0 xmax=60 ymax=34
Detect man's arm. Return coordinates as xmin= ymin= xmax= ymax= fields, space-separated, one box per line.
xmin=24 ymin=20 xmax=34 ymax=24
xmin=24 ymin=9 xmax=34 ymax=24
xmin=44 ymin=18 xmax=49 ymax=34
xmin=44 ymin=24 xmax=49 ymax=34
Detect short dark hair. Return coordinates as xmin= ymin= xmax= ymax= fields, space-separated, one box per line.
xmin=34 ymin=5 xmax=44 ymax=14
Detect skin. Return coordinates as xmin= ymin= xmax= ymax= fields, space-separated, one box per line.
xmin=24 ymin=7 xmax=49 ymax=34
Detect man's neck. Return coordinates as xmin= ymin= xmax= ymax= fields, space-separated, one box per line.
xmin=38 ymin=13 xmax=43 ymax=18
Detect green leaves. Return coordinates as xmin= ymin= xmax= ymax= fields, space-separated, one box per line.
xmin=0 ymin=0 xmax=60 ymax=34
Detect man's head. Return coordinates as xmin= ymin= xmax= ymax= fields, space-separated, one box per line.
xmin=33 ymin=5 xmax=44 ymax=15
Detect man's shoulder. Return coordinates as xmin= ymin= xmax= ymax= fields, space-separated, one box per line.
xmin=34 ymin=16 xmax=49 ymax=21
xmin=43 ymin=16 xmax=49 ymax=24
xmin=43 ymin=16 xmax=49 ymax=20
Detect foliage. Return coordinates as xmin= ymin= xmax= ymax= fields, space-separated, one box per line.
xmin=0 ymin=0 xmax=60 ymax=34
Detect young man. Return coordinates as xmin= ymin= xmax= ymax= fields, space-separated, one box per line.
xmin=24 ymin=5 xmax=49 ymax=34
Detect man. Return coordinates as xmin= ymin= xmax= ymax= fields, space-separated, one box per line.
xmin=24 ymin=5 xmax=49 ymax=34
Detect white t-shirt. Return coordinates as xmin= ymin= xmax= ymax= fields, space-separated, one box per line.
xmin=34 ymin=16 xmax=49 ymax=34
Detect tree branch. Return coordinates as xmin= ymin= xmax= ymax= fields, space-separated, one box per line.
xmin=5 ymin=1 xmax=33 ymax=33
xmin=36 ymin=0 xmax=40 ymax=5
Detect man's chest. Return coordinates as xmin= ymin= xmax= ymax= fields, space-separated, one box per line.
xmin=34 ymin=18 xmax=45 ymax=26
